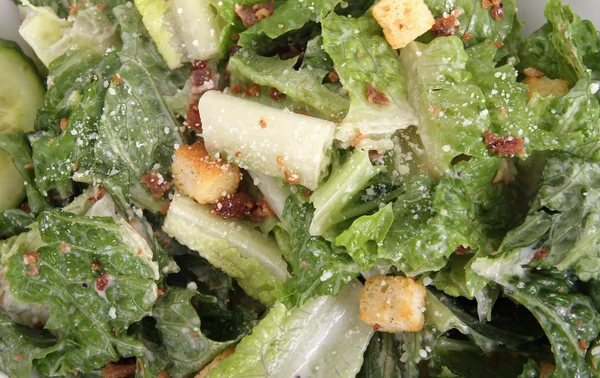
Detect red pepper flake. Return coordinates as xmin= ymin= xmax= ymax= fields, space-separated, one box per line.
xmin=268 ymin=87 xmax=285 ymax=101
xmin=373 ymin=324 xmax=381 ymax=331
xmin=113 ymin=74 xmax=121 ymax=84
xmin=366 ymin=84 xmax=389 ymax=105
xmin=59 ymin=243 xmax=72 ymax=253
xmin=258 ymin=116 xmax=268 ymax=128
xmin=235 ymin=151 xmax=242 ymax=157
xmin=140 ymin=170 xmax=172 ymax=199
xmin=60 ymin=118 xmax=69 ymax=131
xmin=350 ymin=133 xmax=368 ymax=147
xmin=301 ymin=260 xmax=308 ymax=268
xmin=157 ymin=289 xmax=166 ymax=297
xmin=532 ymin=248 xmax=549 ymax=260
xmin=579 ymin=340 xmax=590 ymax=350
xmin=284 ymin=170 xmax=300 ymax=185
xmin=23 ymin=252 xmax=40 ymax=265
xmin=304 ymin=188 xmax=313 ymax=198
xmin=245 ymin=84 xmax=261 ymax=97
xmin=276 ymin=155 xmax=286 ymax=171
xmin=192 ymin=332 xmax=199 ymax=338
xmin=454 ymin=245 xmax=470 ymax=255
xmin=96 ymin=273 xmax=110 ymax=291
xmin=483 ymin=131 xmax=526 ymax=156
xmin=493 ymin=41 xmax=504 ymax=48
xmin=328 ymin=69 xmax=339 ymax=83
xmin=97 ymin=3 xmax=108 ymax=10
xmin=136 ymin=248 xmax=143 ymax=256
xmin=432 ymin=13 xmax=458 ymax=36
xmin=481 ymin=0 xmax=492 ymax=8
xmin=14 ymin=353 xmax=24 ymax=361
xmin=462 ymin=32 xmax=473 ymax=42
xmin=211 ymin=192 xmax=255 ymax=220
xmin=20 ymin=202 xmax=30 ymax=213
xmin=576 ymin=321 xmax=584 ymax=327
xmin=250 ymin=198 xmax=276 ymax=222
xmin=230 ymin=84 xmax=243 ymax=94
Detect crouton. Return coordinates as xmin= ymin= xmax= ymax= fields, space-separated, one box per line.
xmin=359 ymin=276 xmax=427 ymax=333
xmin=172 ymin=142 xmax=241 ymax=205
xmin=522 ymin=75 xmax=569 ymax=102
xmin=195 ymin=345 xmax=236 ymax=378
xmin=372 ymin=0 xmax=435 ymax=49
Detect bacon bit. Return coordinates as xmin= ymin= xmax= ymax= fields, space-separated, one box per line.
xmin=432 ymin=13 xmax=458 ymax=36
xmin=96 ymin=273 xmax=110 ymax=291
xmin=25 ymin=265 xmax=40 ymax=277
xmin=250 ymin=198 xmax=276 ymax=222
xmin=191 ymin=60 xmax=212 ymax=95
xmin=211 ymin=192 xmax=255 ymax=220
xmin=494 ymin=41 xmax=504 ymax=48
xmin=229 ymin=43 xmax=242 ymax=56
xmin=328 ymin=69 xmax=339 ymax=83
xmin=20 ymin=201 xmax=30 ymax=213
xmin=276 ymin=155 xmax=286 ymax=171
xmin=350 ymin=133 xmax=368 ymax=147
xmin=59 ymin=243 xmax=72 ymax=253
xmin=579 ymin=340 xmax=590 ymax=350
xmin=484 ymin=131 xmax=526 ymax=156
xmin=235 ymin=1 xmax=274 ymax=28
xmin=23 ymin=252 xmax=40 ymax=265
xmin=60 ymin=118 xmax=69 ymax=131
xmin=88 ymin=187 xmax=106 ymax=204
xmin=97 ymin=3 xmax=108 ymax=10
xmin=304 ymin=188 xmax=312 ymax=197
xmin=524 ymin=67 xmax=545 ymax=78
xmin=268 ymin=87 xmax=285 ymax=101
xmin=258 ymin=116 xmax=268 ymax=128
xmin=576 ymin=321 xmax=584 ymax=327
xmin=101 ymin=362 xmax=136 ymax=378
xmin=69 ymin=3 xmax=79 ymax=15
xmin=230 ymin=84 xmax=243 ymax=94
xmin=284 ymin=170 xmax=300 ymax=185
xmin=533 ymin=247 xmax=549 ymax=260
xmin=481 ymin=0 xmax=492 ymax=8
xmin=373 ymin=324 xmax=381 ymax=331
xmin=140 ymin=171 xmax=172 ymax=199
xmin=160 ymin=200 xmax=171 ymax=215
xmin=91 ymin=262 xmax=101 ymax=271
xmin=24 ymin=163 xmax=34 ymax=170
xmin=245 ymin=84 xmax=261 ymax=97
xmin=113 ymin=74 xmax=121 ymax=84
xmin=491 ymin=5 xmax=504 ymax=21
xmin=157 ymin=289 xmax=167 ymax=299
xmin=462 ymin=32 xmax=473 ymax=42
xmin=454 ymin=245 xmax=469 ymax=255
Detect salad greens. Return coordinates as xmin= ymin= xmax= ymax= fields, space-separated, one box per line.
xmin=2 ymin=0 xmax=600 ymax=376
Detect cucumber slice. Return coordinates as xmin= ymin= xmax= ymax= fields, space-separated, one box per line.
xmin=0 ymin=39 xmax=45 ymax=210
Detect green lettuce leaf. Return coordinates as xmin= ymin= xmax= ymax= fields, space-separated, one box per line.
xmin=3 ymin=193 xmax=159 ymax=374
xmin=357 ymin=333 xmax=403 ymax=378
xmin=228 ymin=45 xmax=349 ymax=120
xmin=152 ymin=288 xmax=235 ymax=378
xmin=163 ymin=193 xmax=289 ymax=305
xmin=399 ymin=37 xmax=489 ymax=177
xmin=206 ymin=281 xmax=373 ymax=378
xmin=424 ymin=0 xmax=517 ymax=47
xmin=322 ymin=10 xmax=417 ymax=151
xmin=276 ymin=195 xmax=360 ymax=308
xmin=0 ymin=209 xmax=35 ymax=239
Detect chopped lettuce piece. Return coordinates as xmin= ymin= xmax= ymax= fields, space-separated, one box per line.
xmin=247 ymin=171 xmax=291 ymax=221
xmin=152 ymin=288 xmax=235 ymax=378
xmin=276 ymin=195 xmax=360 ymax=308
xmin=0 ymin=209 xmax=35 ymax=239
xmin=19 ymin=3 xmax=120 ymax=67
xmin=322 ymin=11 xmax=417 ymax=151
xmin=200 ymin=91 xmax=337 ymax=190
xmin=399 ymin=37 xmax=489 ymax=177
xmin=134 ymin=0 xmax=224 ymax=69
xmin=206 ymin=280 xmax=373 ymax=378
xmin=424 ymin=0 xmax=517 ymax=47
xmin=228 ymin=46 xmax=349 ymax=120
xmin=357 ymin=332 xmax=403 ymax=378
xmin=163 ymin=193 xmax=288 ymax=305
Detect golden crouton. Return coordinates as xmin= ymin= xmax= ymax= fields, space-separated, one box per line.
xmin=359 ymin=276 xmax=427 ymax=333
xmin=195 ymin=345 xmax=236 ymax=378
xmin=172 ymin=142 xmax=241 ymax=205
xmin=522 ymin=69 xmax=569 ymax=102
xmin=372 ymin=0 xmax=435 ymax=49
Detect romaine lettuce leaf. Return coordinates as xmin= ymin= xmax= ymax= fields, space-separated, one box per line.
xmin=424 ymin=0 xmax=517 ymax=47
xmin=322 ymin=10 xmax=417 ymax=151
xmin=206 ymin=281 xmax=373 ymax=378
xmin=399 ymin=37 xmax=489 ymax=177
xmin=0 ymin=209 xmax=35 ymax=239
xmin=3 ymin=193 xmax=159 ymax=374
xmin=163 ymin=193 xmax=289 ymax=305
xmin=152 ymin=288 xmax=235 ymax=378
